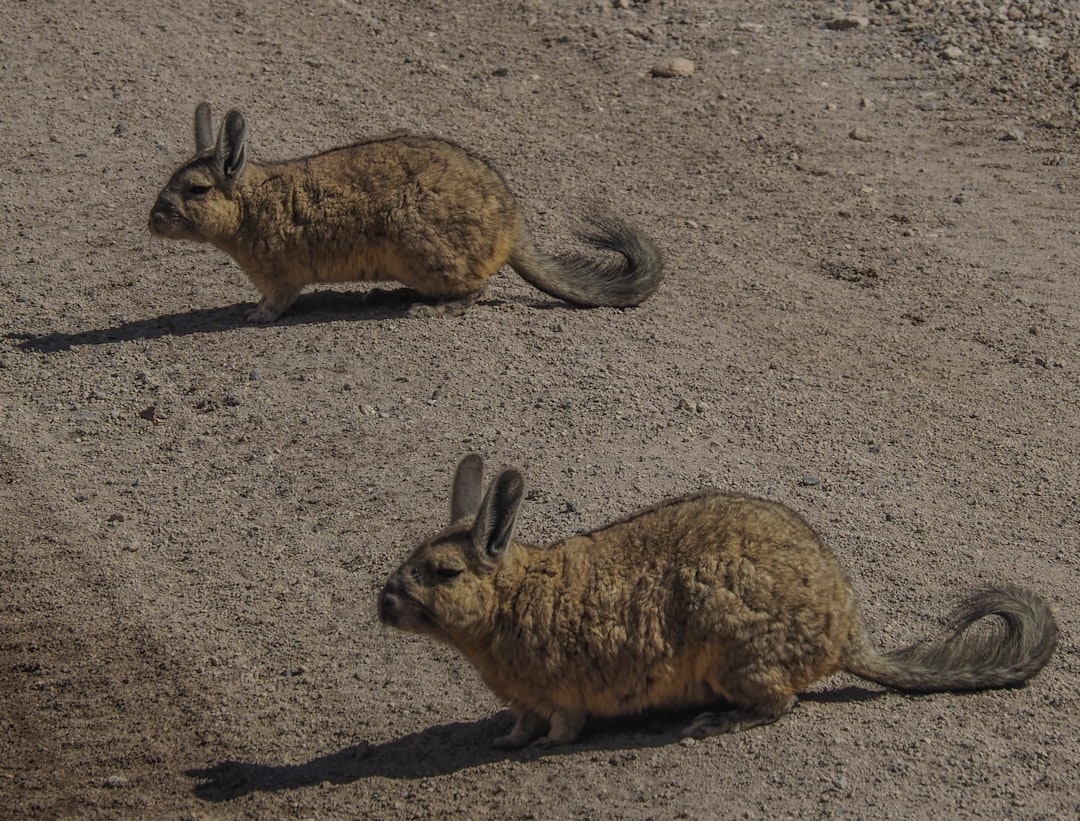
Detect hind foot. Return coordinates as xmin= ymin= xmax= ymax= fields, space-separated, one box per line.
xmin=681 ymin=697 xmax=795 ymax=737
xmin=405 ymin=289 xmax=484 ymax=318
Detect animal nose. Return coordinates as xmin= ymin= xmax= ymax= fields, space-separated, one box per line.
xmin=148 ymin=204 xmax=168 ymax=232
xmin=148 ymin=196 xmax=175 ymax=232
xmin=378 ymin=577 xmax=404 ymax=624
xmin=377 ymin=589 xmax=394 ymax=624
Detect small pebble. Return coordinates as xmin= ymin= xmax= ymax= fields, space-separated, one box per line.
xmin=138 ymin=405 xmax=164 ymax=423
xmin=800 ymin=475 xmax=821 ymax=487
xmin=848 ymin=127 xmax=874 ymax=142
xmin=351 ymin=741 xmax=372 ymax=759
xmin=650 ymin=57 xmax=694 ymax=78
xmin=826 ymin=16 xmax=869 ymax=31
xmin=678 ymin=397 xmax=708 ymax=413
xmin=104 ymin=775 xmax=129 ymax=788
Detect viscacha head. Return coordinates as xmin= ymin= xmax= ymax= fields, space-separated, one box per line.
xmin=148 ymin=102 xmax=248 ymax=244
xmin=378 ymin=455 xmax=524 ymax=648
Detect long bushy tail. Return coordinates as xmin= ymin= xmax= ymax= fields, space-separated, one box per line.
xmin=844 ymin=585 xmax=1057 ymax=692
xmin=509 ymin=216 xmax=663 ymax=307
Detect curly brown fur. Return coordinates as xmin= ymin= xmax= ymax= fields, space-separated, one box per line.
xmin=149 ymin=104 xmax=663 ymax=322
xmin=379 ymin=455 xmax=1058 ymax=747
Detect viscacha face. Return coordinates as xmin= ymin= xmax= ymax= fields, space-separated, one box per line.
xmin=378 ymin=528 xmax=500 ymax=647
xmin=148 ymin=156 xmax=240 ymax=244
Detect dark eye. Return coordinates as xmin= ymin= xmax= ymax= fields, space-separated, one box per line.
xmin=434 ymin=566 xmax=463 ymax=582
xmin=186 ymin=183 xmax=212 ymax=197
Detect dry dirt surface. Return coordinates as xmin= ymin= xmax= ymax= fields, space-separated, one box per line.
xmin=2 ymin=1 xmax=1078 ymax=818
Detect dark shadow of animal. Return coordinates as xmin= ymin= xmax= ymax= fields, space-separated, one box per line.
xmin=6 ymin=289 xmax=521 ymax=353
xmin=186 ymin=688 xmax=886 ymax=802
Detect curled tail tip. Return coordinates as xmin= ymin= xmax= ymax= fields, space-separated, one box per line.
xmin=846 ymin=584 xmax=1058 ymax=693
xmin=580 ymin=216 xmax=665 ymax=306
xmin=510 ymin=215 xmax=664 ymax=307
xmin=960 ymin=584 xmax=1059 ymax=672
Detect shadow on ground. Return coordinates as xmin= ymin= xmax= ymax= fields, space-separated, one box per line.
xmin=6 ymin=289 xmax=517 ymax=353
xmin=187 ymin=688 xmax=884 ymax=801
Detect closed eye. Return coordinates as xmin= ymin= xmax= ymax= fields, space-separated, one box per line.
xmin=434 ymin=566 xmax=463 ymax=582
xmin=186 ymin=184 xmax=212 ymax=197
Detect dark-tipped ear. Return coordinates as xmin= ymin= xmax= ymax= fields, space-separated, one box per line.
xmin=470 ymin=468 xmax=524 ymax=559
xmin=451 ymin=454 xmax=484 ymax=524
xmin=194 ymin=102 xmax=213 ymax=153
xmin=214 ymin=110 xmax=247 ymax=181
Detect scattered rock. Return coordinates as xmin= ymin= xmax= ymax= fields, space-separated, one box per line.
xmin=350 ymin=741 xmax=372 ymax=759
xmin=848 ymin=127 xmax=874 ymax=142
xmin=736 ymin=22 xmax=765 ymax=33
xmin=677 ymin=397 xmax=710 ymax=413
xmin=650 ymin=57 xmax=694 ymax=78
xmin=942 ymin=46 xmax=964 ymax=61
xmin=826 ymin=16 xmax=869 ymax=31
xmin=799 ymin=475 xmax=821 ymax=487
xmin=104 ymin=775 xmax=129 ymax=788
xmin=138 ymin=405 xmax=165 ymax=423
xmin=1000 ymin=127 xmax=1025 ymax=142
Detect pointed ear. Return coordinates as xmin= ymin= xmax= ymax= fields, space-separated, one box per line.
xmin=214 ymin=110 xmax=247 ymax=181
xmin=451 ymin=454 xmax=484 ymax=524
xmin=194 ymin=102 xmax=213 ymax=153
xmin=470 ymin=468 xmax=524 ymax=559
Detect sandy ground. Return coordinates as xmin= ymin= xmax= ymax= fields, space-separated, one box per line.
xmin=2 ymin=1 xmax=1078 ymax=818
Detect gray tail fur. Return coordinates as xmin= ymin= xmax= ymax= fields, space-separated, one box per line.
xmin=509 ymin=216 xmax=663 ymax=307
xmin=844 ymin=585 xmax=1057 ymax=692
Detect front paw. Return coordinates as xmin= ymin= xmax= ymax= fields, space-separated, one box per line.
xmin=529 ymin=734 xmax=567 ymax=749
xmin=492 ymin=733 xmax=531 ymax=750
xmin=246 ymin=306 xmax=281 ymax=323
xmin=406 ymin=302 xmax=443 ymax=319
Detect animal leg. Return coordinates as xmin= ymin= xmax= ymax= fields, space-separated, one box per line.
xmin=406 ymin=287 xmax=485 ymax=318
xmin=247 ymin=287 xmax=301 ymax=323
xmin=492 ymin=709 xmax=548 ymax=750
xmin=681 ymin=675 xmax=797 ymax=737
xmin=531 ymin=709 xmax=587 ymax=748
